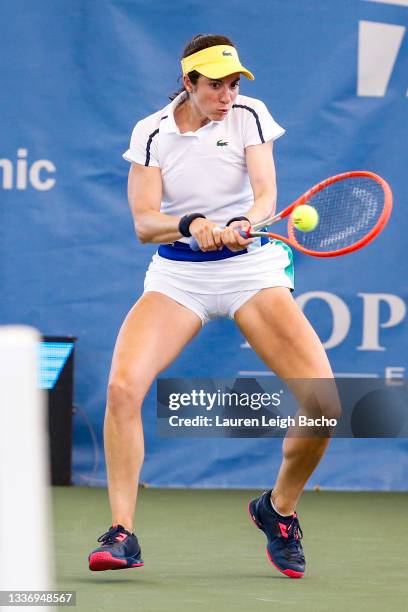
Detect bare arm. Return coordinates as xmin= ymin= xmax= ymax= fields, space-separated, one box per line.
xmin=221 ymin=140 xmax=277 ymax=251
xmin=127 ymin=163 xmax=182 ymax=244
xmin=244 ymin=140 xmax=277 ymax=225
xmin=127 ymin=162 xmax=223 ymax=250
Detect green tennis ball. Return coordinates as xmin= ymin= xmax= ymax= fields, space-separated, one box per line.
xmin=291 ymin=205 xmax=319 ymax=232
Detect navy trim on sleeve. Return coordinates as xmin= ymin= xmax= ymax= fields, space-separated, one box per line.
xmin=232 ymin=104 xmax=265 ymax=143
xmin=144 ymin=115 xmax=168 ymax=166
xmin=145 ymin=129 xmax=159 ymax=166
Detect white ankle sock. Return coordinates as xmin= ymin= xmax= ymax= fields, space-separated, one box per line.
xmin=270 ymin=495 xmax=292 ymax=518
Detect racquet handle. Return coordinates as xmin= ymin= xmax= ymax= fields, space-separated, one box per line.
xmin=189 ymin=237 xmax=200 ymax=251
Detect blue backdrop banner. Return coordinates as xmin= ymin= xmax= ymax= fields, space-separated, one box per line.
xmin=1 ymin=0 xmax=407 ymax=489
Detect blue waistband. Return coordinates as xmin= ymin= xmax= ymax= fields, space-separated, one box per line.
xmin=157 ymin=237 xmax=269 ymax=262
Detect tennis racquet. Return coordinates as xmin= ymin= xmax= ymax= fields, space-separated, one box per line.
xmin=189 ymin=171 xmax=393 ymax=257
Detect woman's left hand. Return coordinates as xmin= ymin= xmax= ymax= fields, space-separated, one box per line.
xmin=221 ymin=220 xmax=254 ymax=252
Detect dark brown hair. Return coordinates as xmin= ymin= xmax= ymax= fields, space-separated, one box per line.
xmin=170 ymin=33 xmax=235 ymax=100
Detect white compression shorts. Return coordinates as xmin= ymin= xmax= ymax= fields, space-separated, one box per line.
xmin=143 ymin=241 xmax=294 ymax=326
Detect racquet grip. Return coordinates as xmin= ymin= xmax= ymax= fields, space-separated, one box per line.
xmin=189 ymin=228 xmax=251 ymax=250
xmin=189 ymin=237 xmax=200 ymax=251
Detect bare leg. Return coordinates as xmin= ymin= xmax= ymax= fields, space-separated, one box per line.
xmin=235 ymin=287 xmax=338 ymax=516
xmin=104 ymin=292 xmax=202 ymax=531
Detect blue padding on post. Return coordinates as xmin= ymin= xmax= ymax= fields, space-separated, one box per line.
xmin=38 ymin=342 xmax=74 ymax=390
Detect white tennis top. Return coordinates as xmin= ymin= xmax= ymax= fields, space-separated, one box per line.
xmin=123 ymin=92 xmax=285 ymax=227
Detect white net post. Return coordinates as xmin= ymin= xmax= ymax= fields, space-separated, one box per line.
xmin=0 ymin=326 xmax=54 ymax=610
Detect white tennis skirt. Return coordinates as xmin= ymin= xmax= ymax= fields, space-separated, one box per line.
xmin=143 ymin=241 xmax=294 ymax=325
xmin=145 ymin=240 xmax=294 ymax=294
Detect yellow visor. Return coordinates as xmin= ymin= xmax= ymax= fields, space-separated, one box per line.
xmin=181 ymin=45 xmax=254 ymax=80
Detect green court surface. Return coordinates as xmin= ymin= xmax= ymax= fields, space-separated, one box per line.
xmin=53 ymin=487 xmax=407 ymax=612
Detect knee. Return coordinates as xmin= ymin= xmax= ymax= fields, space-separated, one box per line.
xmin=107 ymin=376 xmax=145 ymax=415
xmin=319 ymin=390 xmax=342 ymax=423
xmin=304 ymin=381 xmax=342 ymax=422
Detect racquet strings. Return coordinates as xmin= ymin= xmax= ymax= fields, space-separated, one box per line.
xmin=290 ymin=177 xmax=385 ymax=252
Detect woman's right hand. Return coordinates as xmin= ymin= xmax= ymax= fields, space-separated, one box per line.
xmin=189 ymin=218 xmax=223 ymax=251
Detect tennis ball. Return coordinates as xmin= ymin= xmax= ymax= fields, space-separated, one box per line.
xmin=291 ymin=205 xmax=319 ymax=232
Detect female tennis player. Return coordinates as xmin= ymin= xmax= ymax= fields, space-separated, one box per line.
xmin=88 ymin=33 xmax=337 ymax=579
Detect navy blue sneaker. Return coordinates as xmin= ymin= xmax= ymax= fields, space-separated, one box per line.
xmin=88 ymin=524 xmax=144 ymax=571
xmin=248 ymin=490 xmax=305 ymax=578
